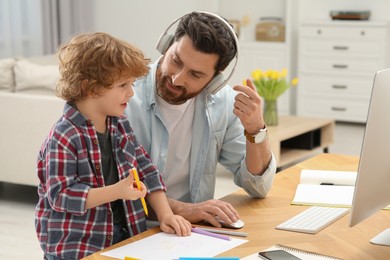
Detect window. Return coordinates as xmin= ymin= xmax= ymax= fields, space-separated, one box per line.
xmin=0 ymin=0 xmax=44 ymax=58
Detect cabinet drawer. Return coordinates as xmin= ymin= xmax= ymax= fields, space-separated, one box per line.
xmin=300 ymin=25 xmax=387 ymax=40
xmin=299 ymin=75 xmax=373 ymax=97
xmin=298 ymin=98 xmax=369 ymax=122
xmin=300 ymin=39 xmax=385 ymax=57
xmin=300 ymin=57 xmax=384 ymax=74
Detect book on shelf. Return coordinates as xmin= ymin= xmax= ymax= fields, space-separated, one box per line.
xmin=292 ymin=170 xmax=390 ymax=209
xmin=242 ymin=244 xmax=343 ymax=260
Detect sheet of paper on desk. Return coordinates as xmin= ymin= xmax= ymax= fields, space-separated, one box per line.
xmin=292 ymin=184 xmax=355 ymax=207
xmin=292 ymin=170 xmax=390 ymax=209
xmin=299 ymin=170 xmax=357 ymax=186
xmin=100 ymin=232 xmax=247 ymax=259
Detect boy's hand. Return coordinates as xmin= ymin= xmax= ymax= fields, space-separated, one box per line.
xmin=159 ymin=214 xmax=192 ymax=237
xmin=116 ymin=171 xmax=147 ymax=200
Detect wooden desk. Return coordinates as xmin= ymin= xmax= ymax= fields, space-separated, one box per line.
xmin=83 ymin=154 xmax=390 ymax=260
xmin=268 ymin=115 xmax=335 ymax=170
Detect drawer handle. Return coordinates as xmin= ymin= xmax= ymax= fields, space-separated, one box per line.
xmin=333 ymin=64 xmax=348 ymax=69
xmin=333 ymin=46 xmax=349 ymax=50
xmin=332 ymin=85 xmax=347 ymax=89
xmin=331 ymin=107 xmax=347 ymax=112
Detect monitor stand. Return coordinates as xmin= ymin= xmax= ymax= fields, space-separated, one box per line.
xmin=370 ymin=228 xmax=390 ymax=246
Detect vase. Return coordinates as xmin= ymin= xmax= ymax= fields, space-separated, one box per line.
xmin=263 ymin=99 xmax=278 ymax=126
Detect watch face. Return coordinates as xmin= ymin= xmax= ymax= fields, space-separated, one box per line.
xmin=254 ymin=130 xmax=267 ymax=143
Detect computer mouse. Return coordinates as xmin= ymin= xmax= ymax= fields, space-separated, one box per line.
xmin=214 ymin=216 xmax=245 ymax=229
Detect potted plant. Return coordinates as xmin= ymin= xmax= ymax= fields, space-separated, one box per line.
xmin=250 ymin=68 xmax=298 ymax=126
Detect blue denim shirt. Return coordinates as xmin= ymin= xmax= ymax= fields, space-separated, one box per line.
xmin=126 ymin=60 xmax=276 ymax=203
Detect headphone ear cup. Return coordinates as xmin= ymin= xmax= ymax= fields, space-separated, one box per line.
xmin=156 ymin=33 xmax=174 ymax=54
xmin=205 ymin=73 xmax=225 ymax=95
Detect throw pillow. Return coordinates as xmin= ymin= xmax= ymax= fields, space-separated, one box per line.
xmin=14 ymin=59 xmax=60 ymax=93
xmin=0 ymin=58 xmax=16 ymax=91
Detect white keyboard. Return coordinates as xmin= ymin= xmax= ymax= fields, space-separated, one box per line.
xmin=276 ymin=206 xmax=350 ymax=234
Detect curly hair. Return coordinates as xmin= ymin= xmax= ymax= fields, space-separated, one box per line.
xmin=56 ymin=32 xmax=150 ymax=102
xmin=174 ymin=12 xmax=237 ymax=73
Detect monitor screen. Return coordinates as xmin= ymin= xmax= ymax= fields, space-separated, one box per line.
xmin=349 ymin=68 xmax=390 ymax=246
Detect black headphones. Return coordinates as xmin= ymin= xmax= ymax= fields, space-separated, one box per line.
xmin=155 ymin=11 xmax=239 ymax=95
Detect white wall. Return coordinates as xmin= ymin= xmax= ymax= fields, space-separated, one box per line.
xmin=92 ymin=0 xmax=219 ymax=61
xmin=91 ymin=0 xmax=287 ymax=58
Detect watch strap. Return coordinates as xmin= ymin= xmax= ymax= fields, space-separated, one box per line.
xmin=244 ymin=125 xmax=267 ymax=143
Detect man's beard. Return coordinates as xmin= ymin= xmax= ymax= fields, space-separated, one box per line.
xmin=156 ymin=73 xmax=201 ymax=105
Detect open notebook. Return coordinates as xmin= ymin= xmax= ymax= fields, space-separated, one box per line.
xmin=291 ymin=170 xmax=356 ymax=207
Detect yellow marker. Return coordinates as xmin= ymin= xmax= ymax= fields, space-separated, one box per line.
xmin=131 ymin=168 xmax=148 ymax=216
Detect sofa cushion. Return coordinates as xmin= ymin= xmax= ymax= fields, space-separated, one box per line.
xmin=14 ymin=59 xmax=60 ymax=94
xmin=25 ymin=54 xmax=58 ymax=65
xmin=0 ymin=58 xmax=16 ymax=91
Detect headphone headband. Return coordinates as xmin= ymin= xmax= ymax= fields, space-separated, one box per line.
xmin=155 ymin=11 xmax=239 ymax=95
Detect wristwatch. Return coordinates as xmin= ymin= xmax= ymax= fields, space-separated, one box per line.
xmin=244 ymin=125 xmax=267 ymax=144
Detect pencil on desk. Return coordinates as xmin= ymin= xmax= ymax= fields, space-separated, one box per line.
xmin=191 ymin=227 xmax=231 ymax=241
xmin=178 ymin=257 xmax=239 ymax=260
xmin=195 ymin=227 xmax=248 ymax=237
xmin=131 ymin=168 xmax=148 ymax=216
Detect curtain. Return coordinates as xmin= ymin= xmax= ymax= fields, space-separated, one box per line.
xmin=40 ymin=0 xmax=60 ymax=54
xmin=0 ymin=0 xmax=94 ymax=58
xmin=0 ymin=0 xmax=44 ymax=58
xmin=41 ymin=0 xmax=95 ymax=54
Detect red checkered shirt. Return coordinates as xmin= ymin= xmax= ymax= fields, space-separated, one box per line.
xmin=35 ymin=103 xmax=165 ymax=259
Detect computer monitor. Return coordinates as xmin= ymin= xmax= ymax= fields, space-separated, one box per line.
xmin=349 ymin=68 xmax=390 ymax=246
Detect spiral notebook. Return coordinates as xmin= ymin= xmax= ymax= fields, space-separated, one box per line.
xmin=241 ymin=244 xmax=343 ymax=260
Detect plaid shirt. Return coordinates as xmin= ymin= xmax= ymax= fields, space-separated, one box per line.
xmin=35 ymin=103 xmax=165 ymax=259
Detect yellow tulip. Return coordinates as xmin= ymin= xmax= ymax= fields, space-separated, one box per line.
xmin=251 ymin=69 xmax=263 ymax=81
xmin=242 ymin=79 xmax=247 ymax=86
xmin=291 ymin=77 xmax=299 ymax=86
xmin=280 ymin=68 xmax=288 ymax=78
xmin=271 ymin=71 xmax=280 ymax=80
xmin=250 ymin=67 xmax=298 ymax=100
xmin=265 ymin=70 xmax=273 ymax=78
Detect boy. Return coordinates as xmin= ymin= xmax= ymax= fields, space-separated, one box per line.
xmin=35 ymin=32 xmax=191 ymax=260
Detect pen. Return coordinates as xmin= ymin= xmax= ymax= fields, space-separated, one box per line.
xmin=194 ymin=227 xmax=248 ymax=237
xmin=131 ymin=168 xmax=148 ymax=216
xmin=191 ymin=227 xmax=231 ymax=241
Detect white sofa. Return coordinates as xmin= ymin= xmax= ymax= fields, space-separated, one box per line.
xmin=0 ymin=55 xmax=64 ymax=186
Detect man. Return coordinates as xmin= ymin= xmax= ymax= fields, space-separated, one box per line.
xmin=126 ymin=11 xmax=276 ymax=227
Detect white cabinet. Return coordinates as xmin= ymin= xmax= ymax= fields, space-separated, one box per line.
xmin=297 ymin=21 xmax=390 ymax=123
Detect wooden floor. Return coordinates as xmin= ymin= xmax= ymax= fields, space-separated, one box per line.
xmin=0 ymin=122 xmax=365 ymax=260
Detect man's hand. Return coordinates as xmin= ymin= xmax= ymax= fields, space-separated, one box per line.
xmin=168 ymin=198 xmax=240 ymax=227
xmin=233 ymin=79 xmax=265 ymax=134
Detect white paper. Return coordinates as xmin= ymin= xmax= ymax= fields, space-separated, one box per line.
xmin=292 ymin=184 xmax=355 ymax=207
xmin=295 ymin=170 xmax=390 ymax=209
xmin=299 ymin=170 xmax=357 ymax=186
xmin=291 ymin=170 xmax=357 ymax=207
xmin=101 ymin=232 xmax=247 ymax=260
